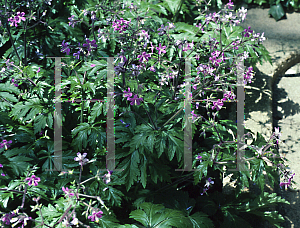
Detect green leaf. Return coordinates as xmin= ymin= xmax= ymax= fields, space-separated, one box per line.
xmin=96 ymin=215 xmax=120 ymax=227
xmin=188 ymin=211 xmax=214 ymax=228
xmin=268 ymin=3 xmax=285 ymax=21
xmin=163 ymin=0 xmax=182 ymax=15
xmin=129 ymin=202 xmax=186 ymax=228
xmin=254 ymin=0 xmax=268 ymax=5
xmin=174 ymin=22 xmax=197 ymax=35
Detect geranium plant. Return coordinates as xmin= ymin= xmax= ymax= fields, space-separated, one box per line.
xmin=0 ymin=0 xmax=294 ymax=227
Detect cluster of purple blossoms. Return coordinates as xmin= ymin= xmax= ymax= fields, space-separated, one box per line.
xmin=1 ymin=211 xmax=16 ymax=226
xmin=244 ymin=66 xmax=254 ymax=85
xmin=131 ymin=64 xmax=144 ymax=77
xmin=68 ymin=15 xmax=79 ymax=28
xmin=0 ymin=139 xmax=12 ymax=150
xmin=196 ymin=64 xmax=216 ymax=77
xmin=83 ymin=38 xmax=98 ymax=56
xmin=112 ymin=18 xmax=131 ymax=33
xmin=243 ymin=26 xmax=253 ymax=38
xmin=61 ymin=38 xmax=97 ymax=58
xmin=232 ymin=39 xmax=241 ymax=50
xmin=209 ymin=50 xmax=225 ymax=68
xmin=222 ymin=91 xmax=236 ymax=101
xmin=8 ymin=11 xmax=26 ymax=27
xmin=182 ymin=41 xmax=194 ymax=52
xmin=123 ymin=87 xmax=143 ymax=106
xmin=205 ymin=12 xmax=223 ymax=25
xmin=280 ymin=172 xmax=295 ymax=188
xmin=114 ymin=56 xmax=127 ymax=76
xmin=137 ymin=30 xmax=151 ymax=48
xmin=157 ymin=22 xmax=175 ymax=36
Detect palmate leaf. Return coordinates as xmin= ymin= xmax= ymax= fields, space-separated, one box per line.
xmin=188 ymin=212 xmax=214 ymax=228
xmin=105 ymin=186 xmax=125 ymax=207
xmin=139 ymin=1 xmax=168 ymax=16
xmin=162 ymin=0 xmax=182 ymax=15
xmin=129 ymin=202 xmax=188 ymax=228
xmin=117 ymin=150 xmax=141 ymax=191
xmin=71 ymin=122 xmax=106 ymax=151
xmin=78 ymin=60 xmax=107 ymax=76
xmin=9 ymin=97 xmax=44 ymax=123
xmin=0 ymin=81 xmax=20 ymax=109
xmin=95 ymin=215 xmax=120 ymax=227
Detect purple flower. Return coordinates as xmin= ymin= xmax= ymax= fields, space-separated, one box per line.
xmin=1 ymin=212 xmax=16 ymax=225
xmin=37 ymin=67 xmax=41 ymax=73
xmin=0 ymin=164 xmax=2 ymax=168
xmin=83 ymin=39 xmax=97 ymax=55
xmin=127 ymin=94 xmax=143 ymax=106
xmin=15 ymin=12 xmax=26 ymax=23
xmin=243 ymin=26 xmax=253 ymax=38
xmin=212 ymin=99 xmax=223 ymax=111
xmin=222 ymin=91 xmax=236 ymax=101
xmin=61 ymin=40 xmax=70 ymax=55
xmin=102 ymin=169 xmax=112 ymax=184
xmin=131 ymin=64 xmax=142 ymax=77
xmin=74 ymin=152 xmax=89 ymax=166
xmin=5 ymin=59 xmax=14 ymax=69
xmin=149 ymin=66 xmax=155 ymax=72
xmin=1 ymin=173 xmax=5 ymax=176
xmin=280 ymin=173 xmax=295 ymax=188
xmin=73 ymin=50 xmax=81 ymax=59
xmin=88 ymin=210 xmax=103 ymax=222
xmin=226 ymin=0 xmax=234 ymax=9
xmin=156 ymin=43 xmax=166 ymax=55
xmin=191 ymin=110 xmax=198 ymax=121
xmin=8 ymin=12 xmax=26 ymax=27
xmin=182 ymin=41 xmax=194 ymax=52
xmin=244 ymin=67 xmax=254 ymax=85
xmin=62 ymin=186 xmax=75 ymax=198
xmin=25 ymin=175 xmax=41 ymax=186
xmin=123 ymin=87 xmax=133 ymax=98
xmin=90 ymin=64 xmax=96 ymax=67
xmin=68 ymin=15 xmax=78 ymax=28
xmin=157 ymin=25 xmax=167 ymax=35
xmin=148 ymin=42 xmax=155 ymax=53
xmin=204 ymin=178 xmax=214 ymax=188
xmin=138 ymin=52 xmax=151 ymax=63
xmin=0 ymin=139 xmax=12 ymax=149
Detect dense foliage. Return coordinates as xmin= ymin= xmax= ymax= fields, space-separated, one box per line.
xmin=207 ymin=0 xmax=300 ymax=21
xmin=0 ymin=0 xmax=294 ymax=227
